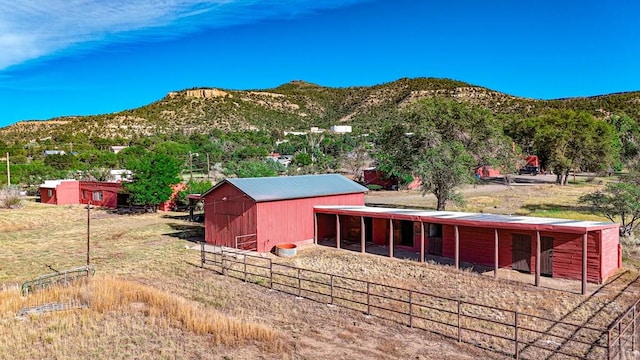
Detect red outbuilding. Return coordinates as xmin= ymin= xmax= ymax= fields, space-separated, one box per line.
xmin=202 ymin=174 xmax=368 ymax=252
xmin=314 ymin=206 xmax=621 ymax=294
xmin=39 ymin=180 xmax=121 ymax=208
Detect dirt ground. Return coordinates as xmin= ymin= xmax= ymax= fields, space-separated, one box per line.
xmin=1 ymin=177 xmax=637 ymax=359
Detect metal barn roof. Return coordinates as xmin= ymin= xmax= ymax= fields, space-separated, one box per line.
xmin=314 ymin=205 xmax=618 ymax=233
xmin=203 ymin=174 xmax=368 ymax=202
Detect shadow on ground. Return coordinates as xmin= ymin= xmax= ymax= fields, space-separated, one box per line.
xmin=164 ymin=222 xmax=204 ymax=242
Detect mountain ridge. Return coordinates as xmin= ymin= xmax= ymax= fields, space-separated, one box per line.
xmin=2 ymin=77 xmax=639 ymax=143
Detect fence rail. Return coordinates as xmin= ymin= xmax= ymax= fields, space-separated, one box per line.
xmin=21 ymin=265 xmax=95 ymax=296
xmin=200 ymin=244 xmax=636 ymax=359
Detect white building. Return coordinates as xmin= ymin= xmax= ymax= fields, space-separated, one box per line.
xmin=330 ymin=125 xmax=352 ymax=134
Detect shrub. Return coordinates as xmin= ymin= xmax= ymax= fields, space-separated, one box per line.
xmin=0 ymin=186 xmax=22 ymax=208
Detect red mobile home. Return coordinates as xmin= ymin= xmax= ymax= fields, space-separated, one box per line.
xmin=314 ymin=206 xmax=621 ymax=294
xmin=202 ymin=174 xmax=368 ymax=252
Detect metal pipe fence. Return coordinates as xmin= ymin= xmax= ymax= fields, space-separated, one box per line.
xmin=200 ymin=244 xmax=635 ymax=359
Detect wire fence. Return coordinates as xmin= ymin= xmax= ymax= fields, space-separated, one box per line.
xmin=200 ymin=244 xmax=638 ymax=359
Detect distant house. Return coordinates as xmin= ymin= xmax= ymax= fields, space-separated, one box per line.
xmin=109 ymin=169 xmax=132 ymax=182
xmin=39 ymin=179 xmax=182 ymax=210
xmin=43 ymin=150 xmax=66 ymax=156
xmin=110 ymin=146 xmax=128 ymax=154
xmin=265 ymin=153 xmax=293 ymax=168
xmin=202 ymin=174 xmax=368 ymax=252
xmin=330 ymin=125 xmax=352 ymax=134
xmin=39 ymin=180 xmax=121 ymax=208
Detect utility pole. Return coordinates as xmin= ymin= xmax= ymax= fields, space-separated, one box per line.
xmin=206 ymin=153 xmax=210 ymax=180
xmin=86 ymin=201 xmax=91 ymax=276
xmin=189 ymin=151 xmax=193 ymax=180
xmin=5 ymin=152 xmax=9 ymax=186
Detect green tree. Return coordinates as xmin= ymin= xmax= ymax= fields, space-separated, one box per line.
xmin=607 ymin=113 xmax=640 ymax=170
xmin=224 ymin=160 xmax=280 ymax=178
xmin=124 ymin=152 xmax=182 ymax=211
xmin=375 ymin=98 xmax=512 ymax=210
xmin=514 ymin=110 xmax=617 ymax=185
xmin=579 ymin=182 xmax=640 ymax=237
xmin=176 ymin=179 xmax=214 ymax=209
xmin=44 ymin=154 xmax=77 ymax=171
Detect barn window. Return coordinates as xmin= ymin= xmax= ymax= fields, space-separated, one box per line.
xmin=47 ymin=189 xmax=53 ymax=197
xmin=92 ymin=191 xmax=103 ymax=201
xmin=82 ymin=190 xmax=87 ymax=199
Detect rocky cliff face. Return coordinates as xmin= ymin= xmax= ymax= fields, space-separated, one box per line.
xmin=169 ymin=88 xmax=230 ymax=99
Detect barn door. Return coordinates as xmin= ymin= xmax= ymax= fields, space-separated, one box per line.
xmin=540 ymin=236 xmax=554 ymax=276
xmin=512 ymin=234 xmax=532 ymax=272
xmin=428 ymin=224 xmax=443 ymax=256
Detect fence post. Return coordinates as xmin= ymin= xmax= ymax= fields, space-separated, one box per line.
xmin=607 ymin=327 xmax=611 ymax=360
xmin=457 ymin=299 xmax=461 ymax=342
xmin=619 ymin=320 xmax=623 ymax=357
xmin=200 ymin=242 xmax=205 ymax=267
xmin=330 ymin=275 xmax=334 ymax=305
xmin=243 ymin=254 xmax=247 ymax=283
xmin=367 ymin=282 xmax=371 ymax=315
xmin=409 ymin=290 xmax=413 ymax=328
xmin=514 ymin=311 xmax=519 ymax=360
xmin=634 ymin=305 xmax=637 ymax=353
xmin=298 ymin=268 xmax=301 ymax=297
xmin=221 ymin=250 xmax=226 ymax=276
xmin=269 ymin=260 xmax=273 ymax=289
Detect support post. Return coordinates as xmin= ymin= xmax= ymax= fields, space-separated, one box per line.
xmin=389 ymin=219 xmax=394 ymax=258
xmin=494 ymin=228 xmax=499 ymax=279
xmin=314 ymin=212 xmax=318 ymax=244
xmin=535 ymin=231 xmax=541 ymax=287
xmin=336 ymin=214 xmax=341 ymax=249
xmin=420 ymin=222 xmax=425 ymax=263
xmin=360 ymin=216 xmax=366 ymax=253
xmin=582 ymin=233 xmax=588 ymax=295
xmin=454 ymin=225 xmax=459 ymax=270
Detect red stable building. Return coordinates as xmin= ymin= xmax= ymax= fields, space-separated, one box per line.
xmin=202 ymin=174 xmax=368 ymax=252
xmin=314 ymin=206 xmax=621 ymax=294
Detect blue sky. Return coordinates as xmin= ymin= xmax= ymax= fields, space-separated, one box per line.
xmin=0 ymin=0 xmax=638 ymax=128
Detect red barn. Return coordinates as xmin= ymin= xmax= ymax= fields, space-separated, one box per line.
xmin=202 ymin=174 xmax=368 ymax=252
xmin=39 ymin=180 xmax=121 ymax=208
xmin=314 ymin=206 xmax=621 ymax=294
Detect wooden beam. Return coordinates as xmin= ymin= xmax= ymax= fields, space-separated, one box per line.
xmin=361 ymin=216 xmax=366 ymax=254
xmin=494 ymin=229 xmax=499 ymax=279
xmin=535 ymin=231 xmax=541 ymax=287
xmin=582 ymin=233 xmax=588 ymax=295
xmin=389 ymin=219 xmax=394 ymax=258
xmin=420 ymin=222 xmax=425 ymax=263
xmin=314 ymin=212 xmax=318 ymax=244
xmin=336 ymin=214 xmax=341 ymax=249
xmin=454 ymin=225 xmax=459 ymax=270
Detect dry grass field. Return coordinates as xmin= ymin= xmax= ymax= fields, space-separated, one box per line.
xmin=1 ymin=179 xmax=639 ymax=359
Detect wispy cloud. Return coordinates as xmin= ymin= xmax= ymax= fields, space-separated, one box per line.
xmin=0 ymin=0 xmax=369 ymax=71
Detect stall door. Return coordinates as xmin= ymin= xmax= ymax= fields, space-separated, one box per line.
xmin=512 ymin=234 xmax=532 ymax=272
xmin=540 ymin=236 xmax=554 ymax=276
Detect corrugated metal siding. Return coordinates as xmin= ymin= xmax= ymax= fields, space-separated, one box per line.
xmin=600 ymin=228 xmax=620 ymax=282
xmin=204 ymin=183 xmax=257 ymax=248
xmin=225 ymin=174 xmax=368 ymax=202
xmin=458 ymin=226 xmax=497 ymax=266
xmin=256 ymin=193 xmax=364 ymax=252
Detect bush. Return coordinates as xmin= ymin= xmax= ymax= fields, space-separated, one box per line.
xmin=0 ymin=186 xmax=23 ymax=208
